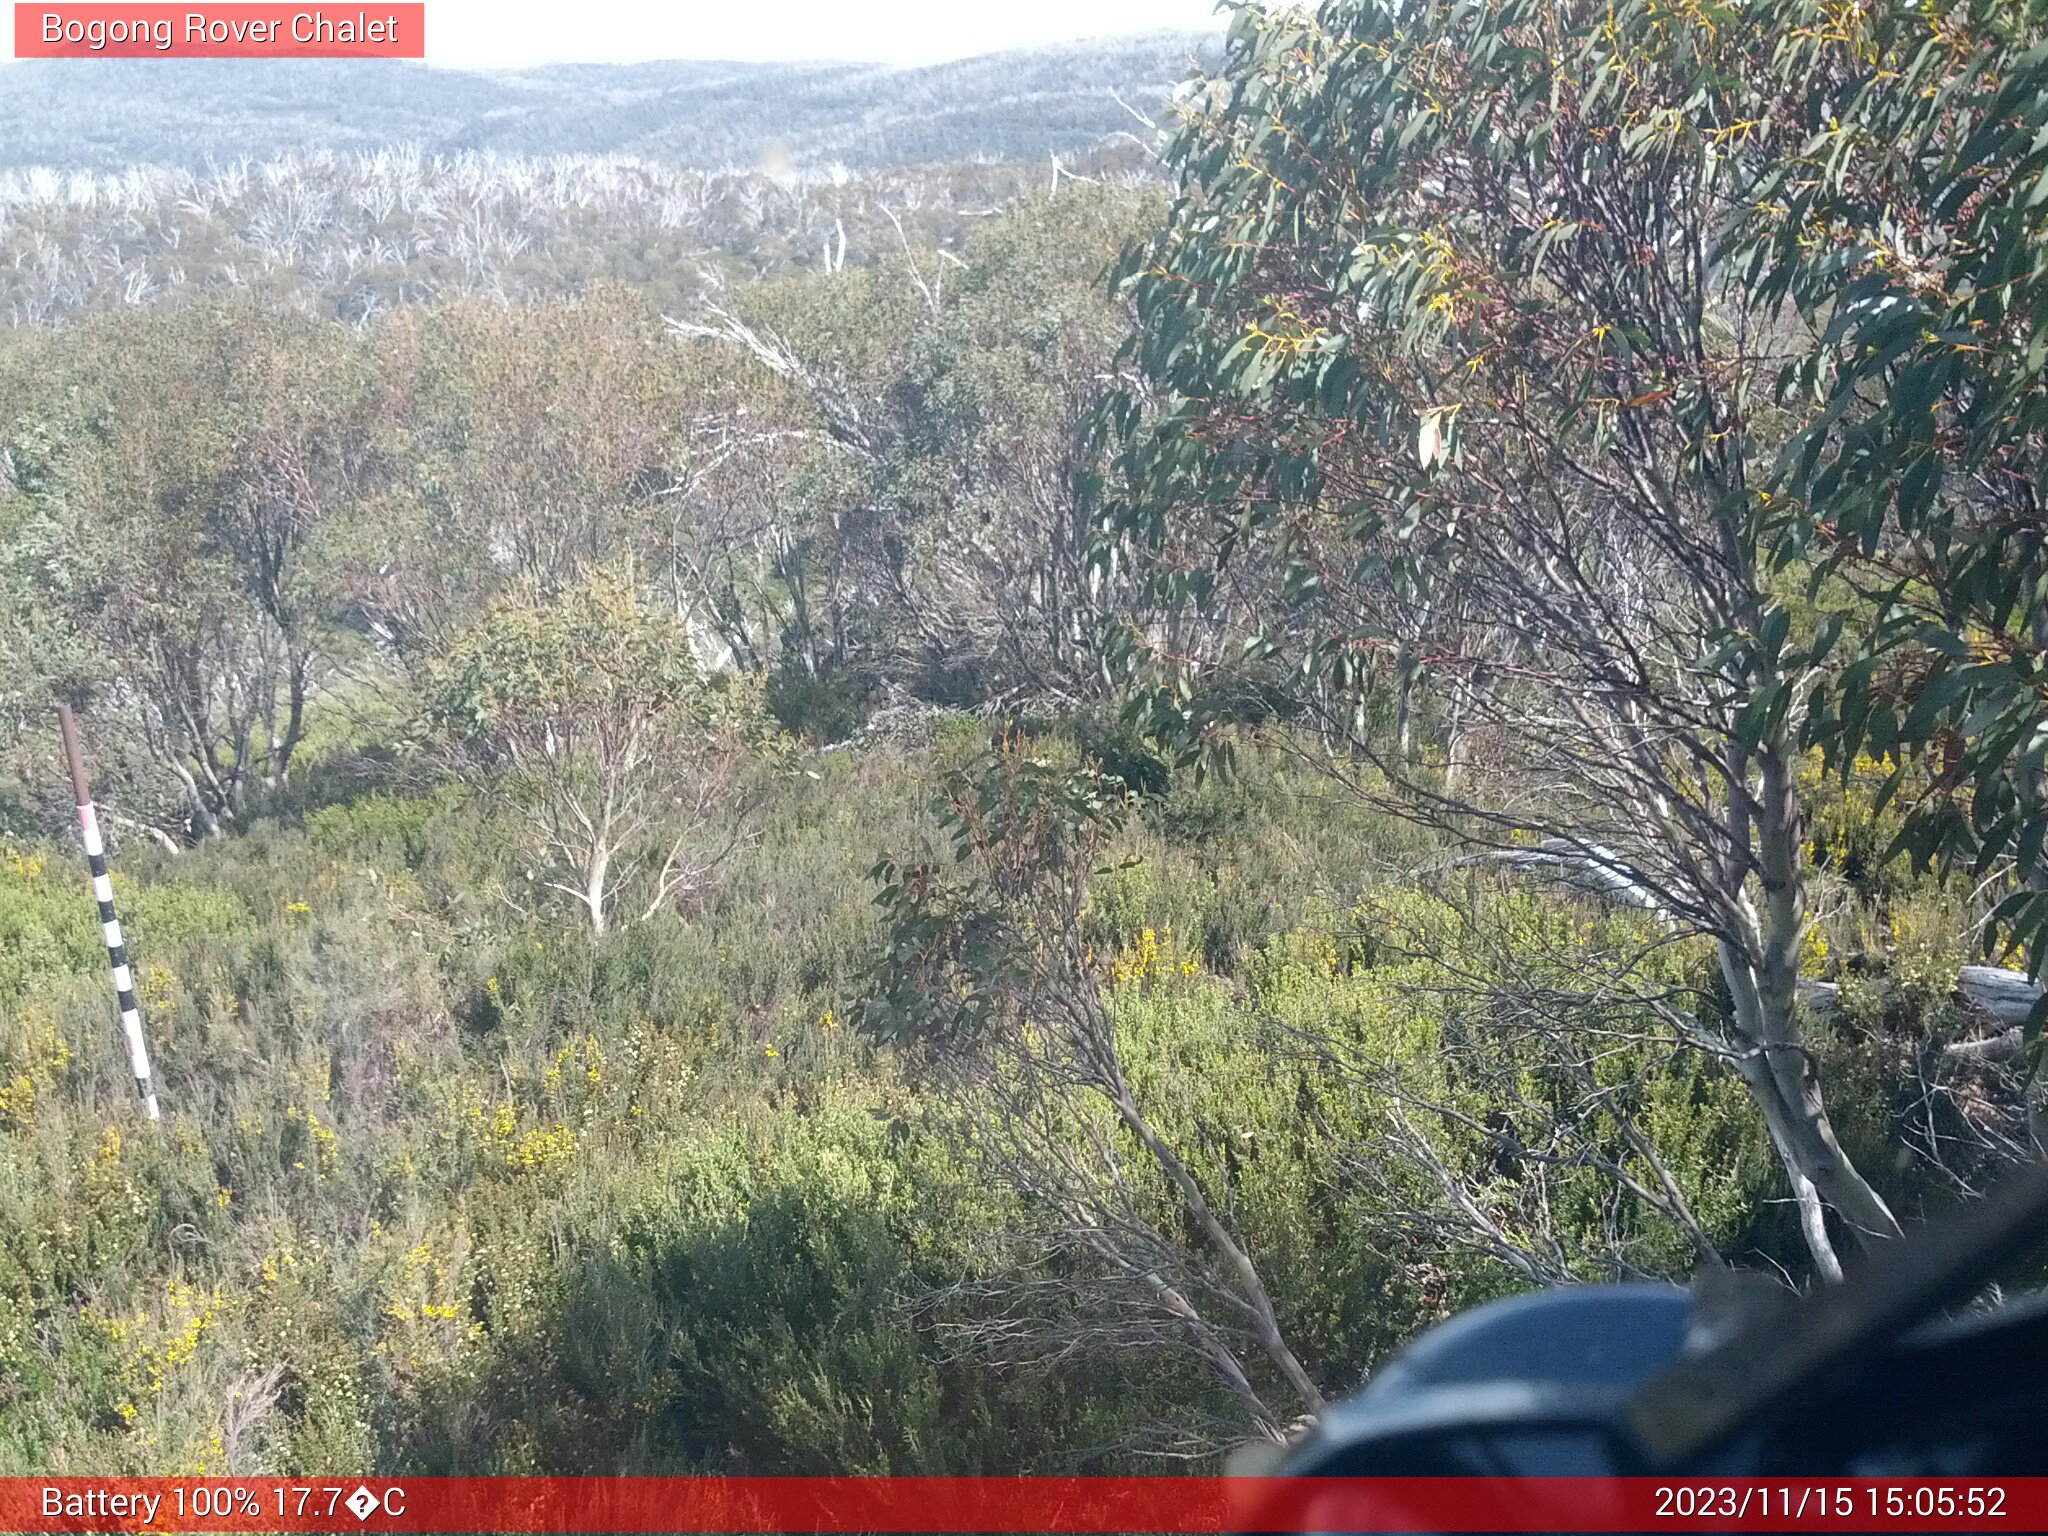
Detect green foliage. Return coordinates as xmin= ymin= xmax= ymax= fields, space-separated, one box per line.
xmin=0 ymin=850 xmax=103 ymax=1001
xmin=0 ymin=295 xmax=376 ymax=835
xmin=863 ymin=740 xmax=1134 ymax=1047
xmin=1729 ymin=3 xmax=2048 ymax=987
xmin=425 ymin=568 xmax=715 ymax=747
xmin=0 ymin=111 xmax=2034 ymax=1473
xmin=0 ymin=739 xmax=1031 ymax=1473
xmin=305 ymin=791 xmax=457 ymax=872
xmin=0 ymin=701 xmax=2004 ymax=1472
xmin=420 ymin=567 xmax=775 ymax=934
xmin=764 ymin=660 xmax=873 ymax=745
xmin=1081 ymin=0 xmax=2048 ymax=1278
xmin=1092 ymin=0 xmax=1823 ymax=757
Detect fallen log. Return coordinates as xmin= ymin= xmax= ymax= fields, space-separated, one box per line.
xmin=1449 ymin=839 xmax=1665 ymax=911
xmin=1448 ymin=843 xmax=2044 ymax=1059
xmin=1801 ymin=966 xmax=2043 ymax=1062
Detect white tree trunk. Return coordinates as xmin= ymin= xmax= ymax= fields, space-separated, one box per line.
xmin=583 ymin=845 xmax=610 ymax=936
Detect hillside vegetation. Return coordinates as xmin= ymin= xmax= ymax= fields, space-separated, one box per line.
xmin=3 ymin=0 xmax=2048 ymax=1476
xmin=0 ymin=36 xmax=1218 ymax=173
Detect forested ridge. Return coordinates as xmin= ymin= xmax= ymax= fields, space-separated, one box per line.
xmin=0 ymin=37 xmax=1219 ymax=173
xmin=3 ymin=0 xmax=2048 ymax=1476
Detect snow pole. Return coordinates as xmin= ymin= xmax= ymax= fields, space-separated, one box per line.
xmin=56 ymin=703 xmax=161 ymax=1127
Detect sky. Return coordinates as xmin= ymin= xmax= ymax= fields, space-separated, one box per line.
xmin=423 ymin=0 xmax=1229 ymax=70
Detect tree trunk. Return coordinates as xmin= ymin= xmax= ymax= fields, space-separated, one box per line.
xmin=2023 ymin=589 xmax=2048 ymax=975
xmin=1716 ymin=747 xmax=1901 ymax=1273
xmin=1442 ymin=676 xmax=1467 ymax=791
xmin=583 ymin=845 xmax=610 ymax=936
xmin=1393 ymin=660 xmax=1414 ymax=760
xmin=163 ymin=754 xmax=224 ymax=841
xmin=273 ymin=653 xmax=310 ymax=787
xmin=1726 ymin=1046 xmax=1842 ymax=1281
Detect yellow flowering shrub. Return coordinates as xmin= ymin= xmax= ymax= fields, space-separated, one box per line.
xmin=86 ymin=1280 xmax=231 ymax=1430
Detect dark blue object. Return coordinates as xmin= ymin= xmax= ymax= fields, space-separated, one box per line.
xmin=1275 ymin=1273 xmax=2048 ymax=1483
xmin=1280 ymin=1286 xmax=1691 ymax=1480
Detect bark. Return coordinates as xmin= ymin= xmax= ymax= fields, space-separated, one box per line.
xmin=1721 ymin=984 xmax=1901 ymax=1263
xmin=1725 ymin=1047 xmax=1844 ymax=1282
xmin=162 ymin=753 xmax=224 ymax=841
xmin=2027 ymin=593 xmax=2048 ymax=972
xmin=1731 ymin=747 xmax=1901 ymax=1257
xmin=273 ymin=654 xmax=309 ymax=787
xmin=583 ymin=844 xmax=610 ymax=936
xmin=1393 ymin=659 xmax=1414 ymax=760
xmin=102 ymin=810 xmax=185 ymax=856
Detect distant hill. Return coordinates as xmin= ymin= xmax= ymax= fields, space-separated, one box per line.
xmin=0 ymin=33 xmax=1221 ymax=172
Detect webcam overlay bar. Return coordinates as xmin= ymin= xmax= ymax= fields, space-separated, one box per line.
xmin=0 ymin=1478 xmax=2042 ymax=1533
xmin=14 ymin=4 xmax=423 ymax=58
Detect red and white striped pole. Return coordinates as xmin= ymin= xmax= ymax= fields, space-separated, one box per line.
xmin=56 ymin=703 xmax=161 ymax=1126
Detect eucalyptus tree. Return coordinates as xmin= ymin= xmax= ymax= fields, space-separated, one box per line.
xmin=679 ymin=189 xmax=1158 ymax=715
xmin=1731 ymin=2 xmax=2048 ymax=997
xmin=0 ymin=299 xmax=372 ymax=840
xmin=422 ymin=566 xmax=768 ymax=936
xmin=341 ymin=290 xmax=705 ymax=661
xmin=1095 ymin=0 xmax=1906 ymax=1274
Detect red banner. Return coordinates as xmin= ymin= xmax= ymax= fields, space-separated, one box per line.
xmin=1 ymin=1477 xmax=2042 ymax=1533
xmin=14 ymin=5 xmax=424 ymax=58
